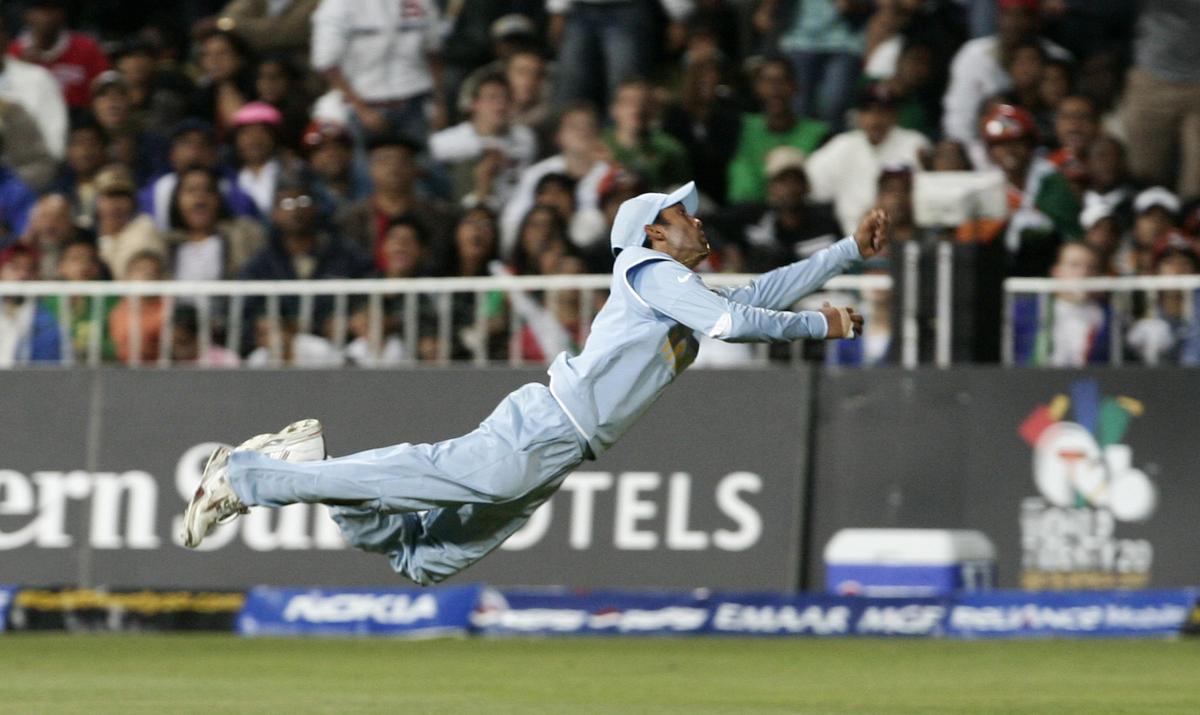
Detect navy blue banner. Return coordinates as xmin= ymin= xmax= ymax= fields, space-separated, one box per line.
xmin=212 ymin=585 xmax=1200 ymax=639
xmin=473 ymin=588 xmax=1197 ymax=639
xmin=471 ymin=588 xmax=712 ymax=635
xmin=237 ymin=584 xmax=484 ymax=636
xmin=0 ymin=586 xmax=15 ymax=633
xmin=945 ymin=590 xmax=1197 ymax=639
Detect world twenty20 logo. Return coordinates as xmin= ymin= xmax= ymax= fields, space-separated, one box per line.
xmin=1016 ymin=379 xmax=1156 ymax=590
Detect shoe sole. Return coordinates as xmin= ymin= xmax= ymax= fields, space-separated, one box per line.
xmin=182 ymin=446 xmax=231 ymax=548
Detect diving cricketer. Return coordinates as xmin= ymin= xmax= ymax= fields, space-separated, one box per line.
xmin=183 ymin=181 xmax=889 ymax=584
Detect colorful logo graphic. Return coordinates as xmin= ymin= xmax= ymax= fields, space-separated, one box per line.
xmin=1018 ymin=379 xmax=1155 ymax=521
xmin=1017 ymin=379 xmax=1156 ymax=590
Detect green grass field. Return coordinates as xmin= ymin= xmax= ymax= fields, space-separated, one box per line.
xmin=0 ymin=635 xmax=1198 ymax=714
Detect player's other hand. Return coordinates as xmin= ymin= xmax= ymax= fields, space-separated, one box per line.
xmin=819 ymin=302 xmax=863 ymax=340
xmin=853 ymin=208 xmax=889 ymax=259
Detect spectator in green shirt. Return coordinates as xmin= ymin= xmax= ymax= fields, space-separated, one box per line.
xmin=601 ymin=78 xmax=690 ymax=192
xmin=727 ymin=56 xmax=828 ymax=204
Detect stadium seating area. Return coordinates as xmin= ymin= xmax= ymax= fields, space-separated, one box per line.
xmin=0 ymin=0 xmax=1198 ymax=367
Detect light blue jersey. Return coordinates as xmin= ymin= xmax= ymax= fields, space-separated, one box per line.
xmin=549 ymin=237 xmax=862 ymax=458
xmin=226 ymin=235 xmax=862 ymax=584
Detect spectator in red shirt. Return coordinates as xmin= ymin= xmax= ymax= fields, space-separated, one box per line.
xmin=7 ymin=0 xmax=109 ymax=110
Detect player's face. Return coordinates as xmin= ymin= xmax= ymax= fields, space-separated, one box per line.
xmin=650 ymin=203 xmax=709 ymax=268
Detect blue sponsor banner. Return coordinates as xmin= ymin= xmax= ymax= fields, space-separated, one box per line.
xmin=473 ymin=588 xmax=1197 ymax=639
xmin=0 ymin=585 xmax=16 ymax=633
xmin=944 ymin=590 xmax=1197 ymax=639
xmin=708 ymin=592 xmax=947 ymax=637
xmin=237 ymin=583 xmax=483 ymax=637
xmin=471 ymin=588 xmax=711 ymax=636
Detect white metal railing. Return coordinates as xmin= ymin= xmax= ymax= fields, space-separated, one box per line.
xmin=1003 ymin=275 xmax=1200 ymax=366
xmin=0 ymin=274 xmax=893 ymax=369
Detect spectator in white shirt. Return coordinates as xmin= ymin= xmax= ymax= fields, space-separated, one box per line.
xmin=0 ymin=16 xmax=67 ymax=159
xmin=310 ymin=0 xmax=446 ymax=145
xmin=941 ymin=0 xmax=1069 ymax=169
xmin=429 ymin=73 xmax=537 ymax=211
xmin=805 ymin=82 xmax=930 ymax=235
xmin=500 ymin=101 xmax=609 ymax=255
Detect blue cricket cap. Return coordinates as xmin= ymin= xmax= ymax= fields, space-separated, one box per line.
xmin=610 ymin=181 xmax=698 ymax=256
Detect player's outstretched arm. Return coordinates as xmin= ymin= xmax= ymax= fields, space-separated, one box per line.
xmin=720 ymin=209 xmax=891 ymax=310
xmin=630 ymin=259 xmax=857 ymax=342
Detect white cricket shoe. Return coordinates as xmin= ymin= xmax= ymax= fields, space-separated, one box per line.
xmin=182 ymin=419 xmax=326 ymax=548
xmin=181 ymin=446 xmax=240 ymax=548
xmin=234 ymin=418 xmax=326 ymax=463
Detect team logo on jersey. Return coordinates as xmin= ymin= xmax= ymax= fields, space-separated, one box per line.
xmin=1016 ymin=379 xmax=1156 ymax=590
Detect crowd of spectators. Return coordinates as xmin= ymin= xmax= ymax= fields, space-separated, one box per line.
xmin=0 ymin=0 xmax=1199 ymax=368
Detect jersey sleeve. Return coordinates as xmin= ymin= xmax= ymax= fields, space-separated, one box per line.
xmin=628 ymin=259 xmax=828 ymax=342
xmin=717 ymin=237 xmax=860 ymax=310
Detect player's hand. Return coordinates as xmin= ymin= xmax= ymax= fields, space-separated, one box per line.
xmin=819 ymin=301 xmax=863 ymax=340
xmin=853 ymin=208 xmax=889 ymax=259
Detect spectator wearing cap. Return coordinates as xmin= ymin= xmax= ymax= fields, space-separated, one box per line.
xmin=189 ymin=29 xmax=257 ymax=136
xmin=1127 ymin=187 xmax=1181 ymax=276
xmin=166 ymin=165 xmax=267 ymax=281
xmin=94 ymin=164 xmax=167 ymax=281
xmin=755 ymin=0 xmax=869 ymax=130
xmin=335 ymin=135 xmax=455 ymax=271
xmin=48 ymin=120 xmax=108 ymax=227
xmin=139 ymin=119 xmax=259 ymax=231
xmin=311 ymin=0 xmax=446 ymax=147
xmin=727 ymin=56 xmax=828 ymax=205
xmin=302 ymin=120 xmax=366 ymax=215
xmin=602 ymin=77 xmax=690 ymax=193
xmin=1121 ymin=0 xmax=1200 ymax=200
xmin=430 ymin=73 xmax=537 ymax=210
xmin=960 ymin=103 xmax=1079 ymax=277
xmin=7 ymin=0 xmax=110 ymax=110
xmin=942 ymin=0 xmax=1070 ymax=168
xmin=40 ymin=235 xmax=120 ymax=363
xmin=1126 ymin=231 xmax=1200 ymax=366
xmin=717 ymin=146 xmax=841 ymax=273
xmin=549 ymin=0 xmax=692 ymax=110
xmin=0 ymin=243 xmax=61 ymax=367
xmin=197 ymin=0 xmax=319 ymax=70
xmin=0 ymin=15 xmax=68 ymax=159
xmin=501 ymin=102 xmax=610 ymax=255
xmin=1012 ymin=241 xmax=1111 ymax=366
xmin=805 ymin=82 xmax=929 ymax=236
xmin=231 ymin=101 xmax=295 ymax=217
xmin=1078 ymin=199 xmax=1120 ymax=275
xmin=661 ymin=55 xmax=741 ymax=206
xmin=456 ymin=18 xmax=550 ymax=124
xmin=443 ymin=9 xmax=533 ymax=119
xmin=0 ymin=98 xmax=54 ymax=191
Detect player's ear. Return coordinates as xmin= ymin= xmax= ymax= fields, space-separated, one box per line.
xmin=644 ymin=223 xmax=664 ymax=242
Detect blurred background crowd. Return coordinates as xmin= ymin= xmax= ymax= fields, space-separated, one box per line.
xmin=0 ymin=0 xmax=1198 ymax=368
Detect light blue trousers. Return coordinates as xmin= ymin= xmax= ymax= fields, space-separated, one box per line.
xmin=227 ymin=383 xmax=587 ymax=585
